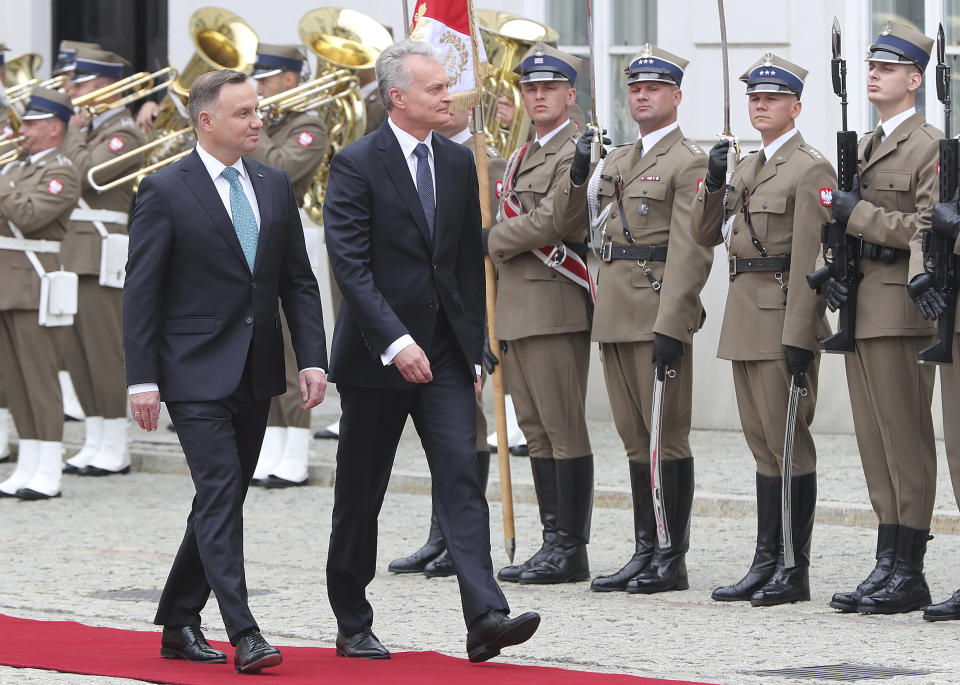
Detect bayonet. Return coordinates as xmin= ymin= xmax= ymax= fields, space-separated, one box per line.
xmin=585 ymin=0 xmax=602 ymax=163
xmin=717 ymin=0 xmax=740 ymax=244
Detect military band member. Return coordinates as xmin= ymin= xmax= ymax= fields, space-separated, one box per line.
xmin=389 ymin=106 xmax=505 ymax=578
xmin=59 ymin=48 xmax=146 ymax=477
xmin=482 ymin=43 xmax=594 ymax=585
xmin=823 ymin=23 xmax=940 ymax=616
xmin=0 ymin=88 xmax=81 ymax=500
xmin=693 ymin=55 xmax=834 ymax=606
xmin=554 ymin=45 xmax=711 ymax=594
xmin=0 ymin=45 xmax=13 ymax=140
xmin=246 ymin=44 xmax=328 ymax=488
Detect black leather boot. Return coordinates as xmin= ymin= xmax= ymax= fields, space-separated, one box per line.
xmin=388 ymin=511 xmax=444 ymax=574
xmin=424 ymin=452 xmax=490 ymax=578
xmin=858 ymin=525 xmax=933 ymax=614
xmin=591 ymin=460 xmax=656 ymax=592
xmin=751 ymin=472 xmax=816 ymax=606
xmin=712 ymin=473 xmax=781 ymax=601
xmin=498 ymin=456 xmax=558 ymax=582
xmin=924 ymin=589 xmax=960 ymax=621
xmin=518 ymin=455 xmax=593 ymax=584
xmin=829 ymin=523 xmax=899 ymax=612
xmin=626 ymin=457 xmax=693 ymax=594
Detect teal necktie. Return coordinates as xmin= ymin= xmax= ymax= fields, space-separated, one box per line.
xmin=221 ymin=166 xmax=258 ymax=272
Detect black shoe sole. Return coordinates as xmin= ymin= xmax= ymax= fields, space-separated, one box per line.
xmin=235 ymin=652 xmax=283 ymax=673
xmin=262 ymin=477 xmax=308 ymax=489
xmin=335 ymin=648 xmax=390 ymax=659
xmin=467 ymin=614 xmax=541 ymax=663
xmin=922 ymin=612 xmax=960 ymax=622
xmin=388 ymin=565 xmax=431 ymax=574
xmin=62 ymin=464 xmax=84 ymax=474
xmin=858 ymin=600 xmax=931 ymax=615
xmin=313 ymin=431 xmax=339 ymax=440
xmin=160 ymin=647 xmax=227 ymax=663
xmin=423 ymin=568 xmax=456 ymax=578
xmin=626 ymin=578 xmax=689 ymax=594
xmin=590 ymin=583 xmax=628 ymax=593
xmin=517 ymin=573 xmax=591 ymax=585
xmin=751 ymin=592 xmax=810 ymax=607
xmin=15 ymin=489 xmax=62 ymax=500
xmin=829 ymin=599 xmax=859 ymax=612
xmin=78 ymin=466 xmax=131 ymax=477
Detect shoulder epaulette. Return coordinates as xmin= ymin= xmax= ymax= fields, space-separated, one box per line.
xmin=918 ymin=123 xmax=939 ymax=140
xmin=798 ymin=143 xmax=825 ymax=161
xmin=680 ymin=138 xmax=706 ymax=156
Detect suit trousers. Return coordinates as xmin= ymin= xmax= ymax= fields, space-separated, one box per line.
xmin=266 ymin=309 xmax=311 ymax=429
xmin=156 ymin=357 xmax=270 ymax=644
xmin=844 ymin=336 xmax=937 ymax=528
xmin=326 ymin=313 xmax=508 ymax=634
xmin=0 ymin=311 xmax=64 ymax=440
xmin=941 ymin=333 xmax=960 ymax=508
xmin=64 ymin=276 xmax=127 ymax=418
xmin=732 ymin=358 xmax=819 ymax=477
xmin=601 ymin=341 xmax=693 ymax=462
xmin=501 ymin=332 xmax=592 ymax=460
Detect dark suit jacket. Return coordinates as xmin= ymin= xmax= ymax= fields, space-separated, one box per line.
xmin=323 ymin=119 xmax=484 ymax=390
xmin=123 ymin=149 xmax=327 ymax=402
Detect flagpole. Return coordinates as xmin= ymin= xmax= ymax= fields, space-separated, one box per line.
xmin=402 ymin=0 xmax=411 ymax=35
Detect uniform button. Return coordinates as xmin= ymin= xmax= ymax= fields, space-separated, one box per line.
xmin=426 ymin=299 xmax=434 ymax=307
xmin=496 ymin=250 xmax=504 ymax=258
xmin=245 ymin=317 xmax=253 ymax=325
xmin=888 ymin=182 xmax=894 ymax=188
xmin=733 ymin=228 xmax=739 ymax=234
xmin=862 ymin=180 xmax=869 ymax=189
xmin=251 ymin=283 xmax=257 ymax=289
xmin=550 ymin=272 xmax=557 ymax=278
xmin=762 ymin=202 xmax=768 ymax=209
xmin=433 ymin=264 xmax=438 ymax=270
xmin=642 ymin=189 xmax=648 ymax=194
xmin=611 ymin=212 xmax=618 ymax=218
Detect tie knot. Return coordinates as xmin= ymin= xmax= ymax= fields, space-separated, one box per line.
xmin=414 ymin=142 xmax=429 ymax=160
xmin=221 ymin=166 xmax=240 ymax=183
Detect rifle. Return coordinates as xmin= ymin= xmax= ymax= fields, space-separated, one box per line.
xmin=806 ymin=17 xmax=861 ymax=354
xmin=915 ymin=23 xmax=958 ymax=365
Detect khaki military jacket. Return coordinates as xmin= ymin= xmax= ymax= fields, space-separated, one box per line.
xmin=692 ymin=132 xmax=834 ymax=360
xmin=247 ymin=110 xmax=327 ymax=206
xmin=851 ymin=111 xmax=939 ymax=339
xmin=0 ymin=149 xmax=81 ymax=310
xmin=0 ymin=110 xmax=13 ymax=139
xmin=488 ymin=120 xmax=591 ymax=341
xmin=60 ymin=107 xmax=145 ymax=275
xmin=554 ymin=127 xmax=712 ymax=344
xmin=363 ymin=86 xmax=387 ymax=136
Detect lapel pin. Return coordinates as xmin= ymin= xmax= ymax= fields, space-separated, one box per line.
xmin=257 ymin=173 xmax=264 ymax=178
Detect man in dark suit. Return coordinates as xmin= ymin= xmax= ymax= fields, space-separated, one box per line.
xmin=323 ymin=39 xmax=540 ymax=663
xmin=123 ymin=69 xmax=327 ymax=674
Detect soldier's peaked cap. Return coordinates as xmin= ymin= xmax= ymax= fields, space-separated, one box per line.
xmin=515 ymin=42 xmax=581 ymax=85
xmin=253 ymin=44 xmax=306 ymax=79
xmin=741 ymin=52 xmax=807 ymax=98
xmin=866 ymin=21 xmax=933 ymax=71
xmin=22 ymin=86 xmax=73 ymax=122
xmin=54 ymin=40 xmax=101 ymax=75
xmin=624 ymin=44 xmax=688 ymax=86
xmin=70 ymin=47 xmax=129 ymax=83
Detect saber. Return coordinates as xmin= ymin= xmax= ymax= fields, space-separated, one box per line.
xmin=585 ymin=0 xmax=602 ymax=163
xmin=781 ymin=373 xmax=806 ymax=568
xmin=717 ymin=0 xmax=740 ymax=243
xmin=650 ymin=364 xmax=675 ymax=548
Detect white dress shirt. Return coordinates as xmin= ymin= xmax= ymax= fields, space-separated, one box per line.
xmin=534 ymin=119 xmax=571 ymax=147
xmin=637 ymin=121 xmax=679 ymax=155
xmin=380 ymin=117 xmax=480 ymax=377
xmin=877 ymin=107 xmax=916 ymax=142
xmin=760 ymin=127 xmax=799 ymax=162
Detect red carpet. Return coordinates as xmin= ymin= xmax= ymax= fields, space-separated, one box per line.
xmin=0 ymin=613 xmax=710 ymax=684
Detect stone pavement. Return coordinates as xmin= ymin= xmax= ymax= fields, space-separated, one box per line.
xmin=2 ymin=401 xmax=960 ymax=684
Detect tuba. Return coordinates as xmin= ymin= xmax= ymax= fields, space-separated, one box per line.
xmin=297 ymin=8 xmax=393 ymax=223
xmin=476 ymin=10 xmax=558 ymax=157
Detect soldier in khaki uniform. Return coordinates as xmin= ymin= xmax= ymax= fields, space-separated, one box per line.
xmin=482 ymin=44 xmax=594 ymax=585
xmin=554 ymin=45 xmax=711 ymax=595
xmin=59 ymin=48 xmax=146 ymax=477
xmin=245 ymin=45 xmax=329 ymax=488
xmin=389 ymin=106 xmax=506 ymax=578
xmin=0 ymin=88 xmax=81 ymax=500
xmin=823 ymin=23 xmax=940 ymax=616
xmin=0 ymin=45 xmax=13 ymax=140
xmin=693 ymin=55 xmax=834 ymax=606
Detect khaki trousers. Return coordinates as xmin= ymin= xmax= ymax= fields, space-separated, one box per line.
xmin=0 ymin=311 xmax=64 ymax=440
xmin=937 ymin=334 xmax=960 ymax=508
xmin=845 ymin=336 xmax=937 ymax=529
xmin=267 ymin=309 xmax=312 ymax=429
xmin=732 ymin=358 xmax=820 ymax=477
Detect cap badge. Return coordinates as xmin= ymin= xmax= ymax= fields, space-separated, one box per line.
xmin=639 ymin=43 xmax=654 ymax=58
xmin=880 ymin=22 xmax=892 ymax=36
xmin=761 ymin=52 xmax=775 ymax=67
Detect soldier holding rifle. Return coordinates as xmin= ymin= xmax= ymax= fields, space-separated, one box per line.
xmin=692 ymin=54 xmax=834 ymax=607
xmin=824 ymin=22 xmax=940 ymax=616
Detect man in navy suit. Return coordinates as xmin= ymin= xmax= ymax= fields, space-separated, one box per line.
xmin=323 ymin=39 xmax=540 ymax=663
xmin=123 ymin=69 xmax=327 ymax=674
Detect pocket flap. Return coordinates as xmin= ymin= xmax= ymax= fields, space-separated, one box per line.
xmin=516 ymin=171 xmax=552 ymax=195
xmin=756 ymin=286 xmax=786 ymax=310
xmin=524 ymin=260 xmax=558 ymax=281
xmin=873 ymin=170 xmax=912 ymax=192
xmin=749 ymin=195 xmax=788 ymax=214
xmin=163 ymin=316 xmax=216 ymax=334
xmin=627 ymin=181 xmax=668 ymax=200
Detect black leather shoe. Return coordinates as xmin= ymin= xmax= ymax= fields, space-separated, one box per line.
xmin=234 ymin=631 xmax=282 ymax=673
xmin=336 ymin=628 xmax=390 ymax=659
xmin=160 ymin=625 xmax=226 ymax=663
xmin=262 ymin=474 xmax=307 ymax=488
xmin=423 ymin=548 xmax=456 ymax=577
xmin=314 ymin=429 xmax=339 ymax=440
xmin=509 ymin=445 xmax=529 ymax=457
xmin=78 ymin=465 xmax=131 ymax=476
xmin=924 ymin=589 xmax=960 ymax=621
xmin=466 ymin=610 xmax=540 ymax=663
xmin=830 ymin=524 xmax=899 ymax=612
xmin=389 ymin=513 xmax=444 ymax=574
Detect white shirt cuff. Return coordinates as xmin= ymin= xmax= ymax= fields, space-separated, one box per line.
xmin=128 ymin=383 xmax=159 ymax=395
xmin=381 ymin=335 xmax=415 ymax=365
xmin=475 ymin=364 xmax=481 ymax=378
xmin=299 ymin=367 xmax=326 ymax=374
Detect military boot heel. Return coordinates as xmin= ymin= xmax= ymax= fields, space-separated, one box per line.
xmin=858 ymin=526 xmax=933 ymax=614
xmin=751 ymin=472 xmax=816 ymax=606
xmin=388 ymin=511 xmax=444 ymax=574
xmin=829 ymin=523 xmax=899 ymax=612
xmin=591 ymin=460 xmax=656 ymax=592
xmin=626 ymin=457 xmax=694 ymax=594
xmin=712 ymin=473 xmax=781 ymax=601
xmin=498 ymin=456 xmax=557 ymax=582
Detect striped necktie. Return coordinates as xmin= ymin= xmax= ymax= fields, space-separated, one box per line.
xmin=221 ymin=166 xmax=258 ymax=272
xmin=413 ymin=143 xmax=435 ymax=237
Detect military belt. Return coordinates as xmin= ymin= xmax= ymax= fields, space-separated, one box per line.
xmin=600 ymin=243 xmax=668 ymax=263
xmin=860 ymin=240 xmax=909 ymax=263
xmin=728 ymin=254 xmax=790 ymax=279
xmin=70 ymin=208 xmax=129 ymax=225
xmin=0 ymin=235 xmax=61 ymax=254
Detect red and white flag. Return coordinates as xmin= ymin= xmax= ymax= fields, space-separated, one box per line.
xmin=409 ymin=0 xmax=490 ymax=111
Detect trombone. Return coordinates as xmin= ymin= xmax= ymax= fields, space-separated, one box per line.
xmin=86 ymin=126 xmax=194 ymax=192
xmin=257 ymin=70 xmax=360 ymax=124
xmin=0 ymin=135 xmax=24 ymax=166
xmin=72 ymin=67 xmax=177 ymax=117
